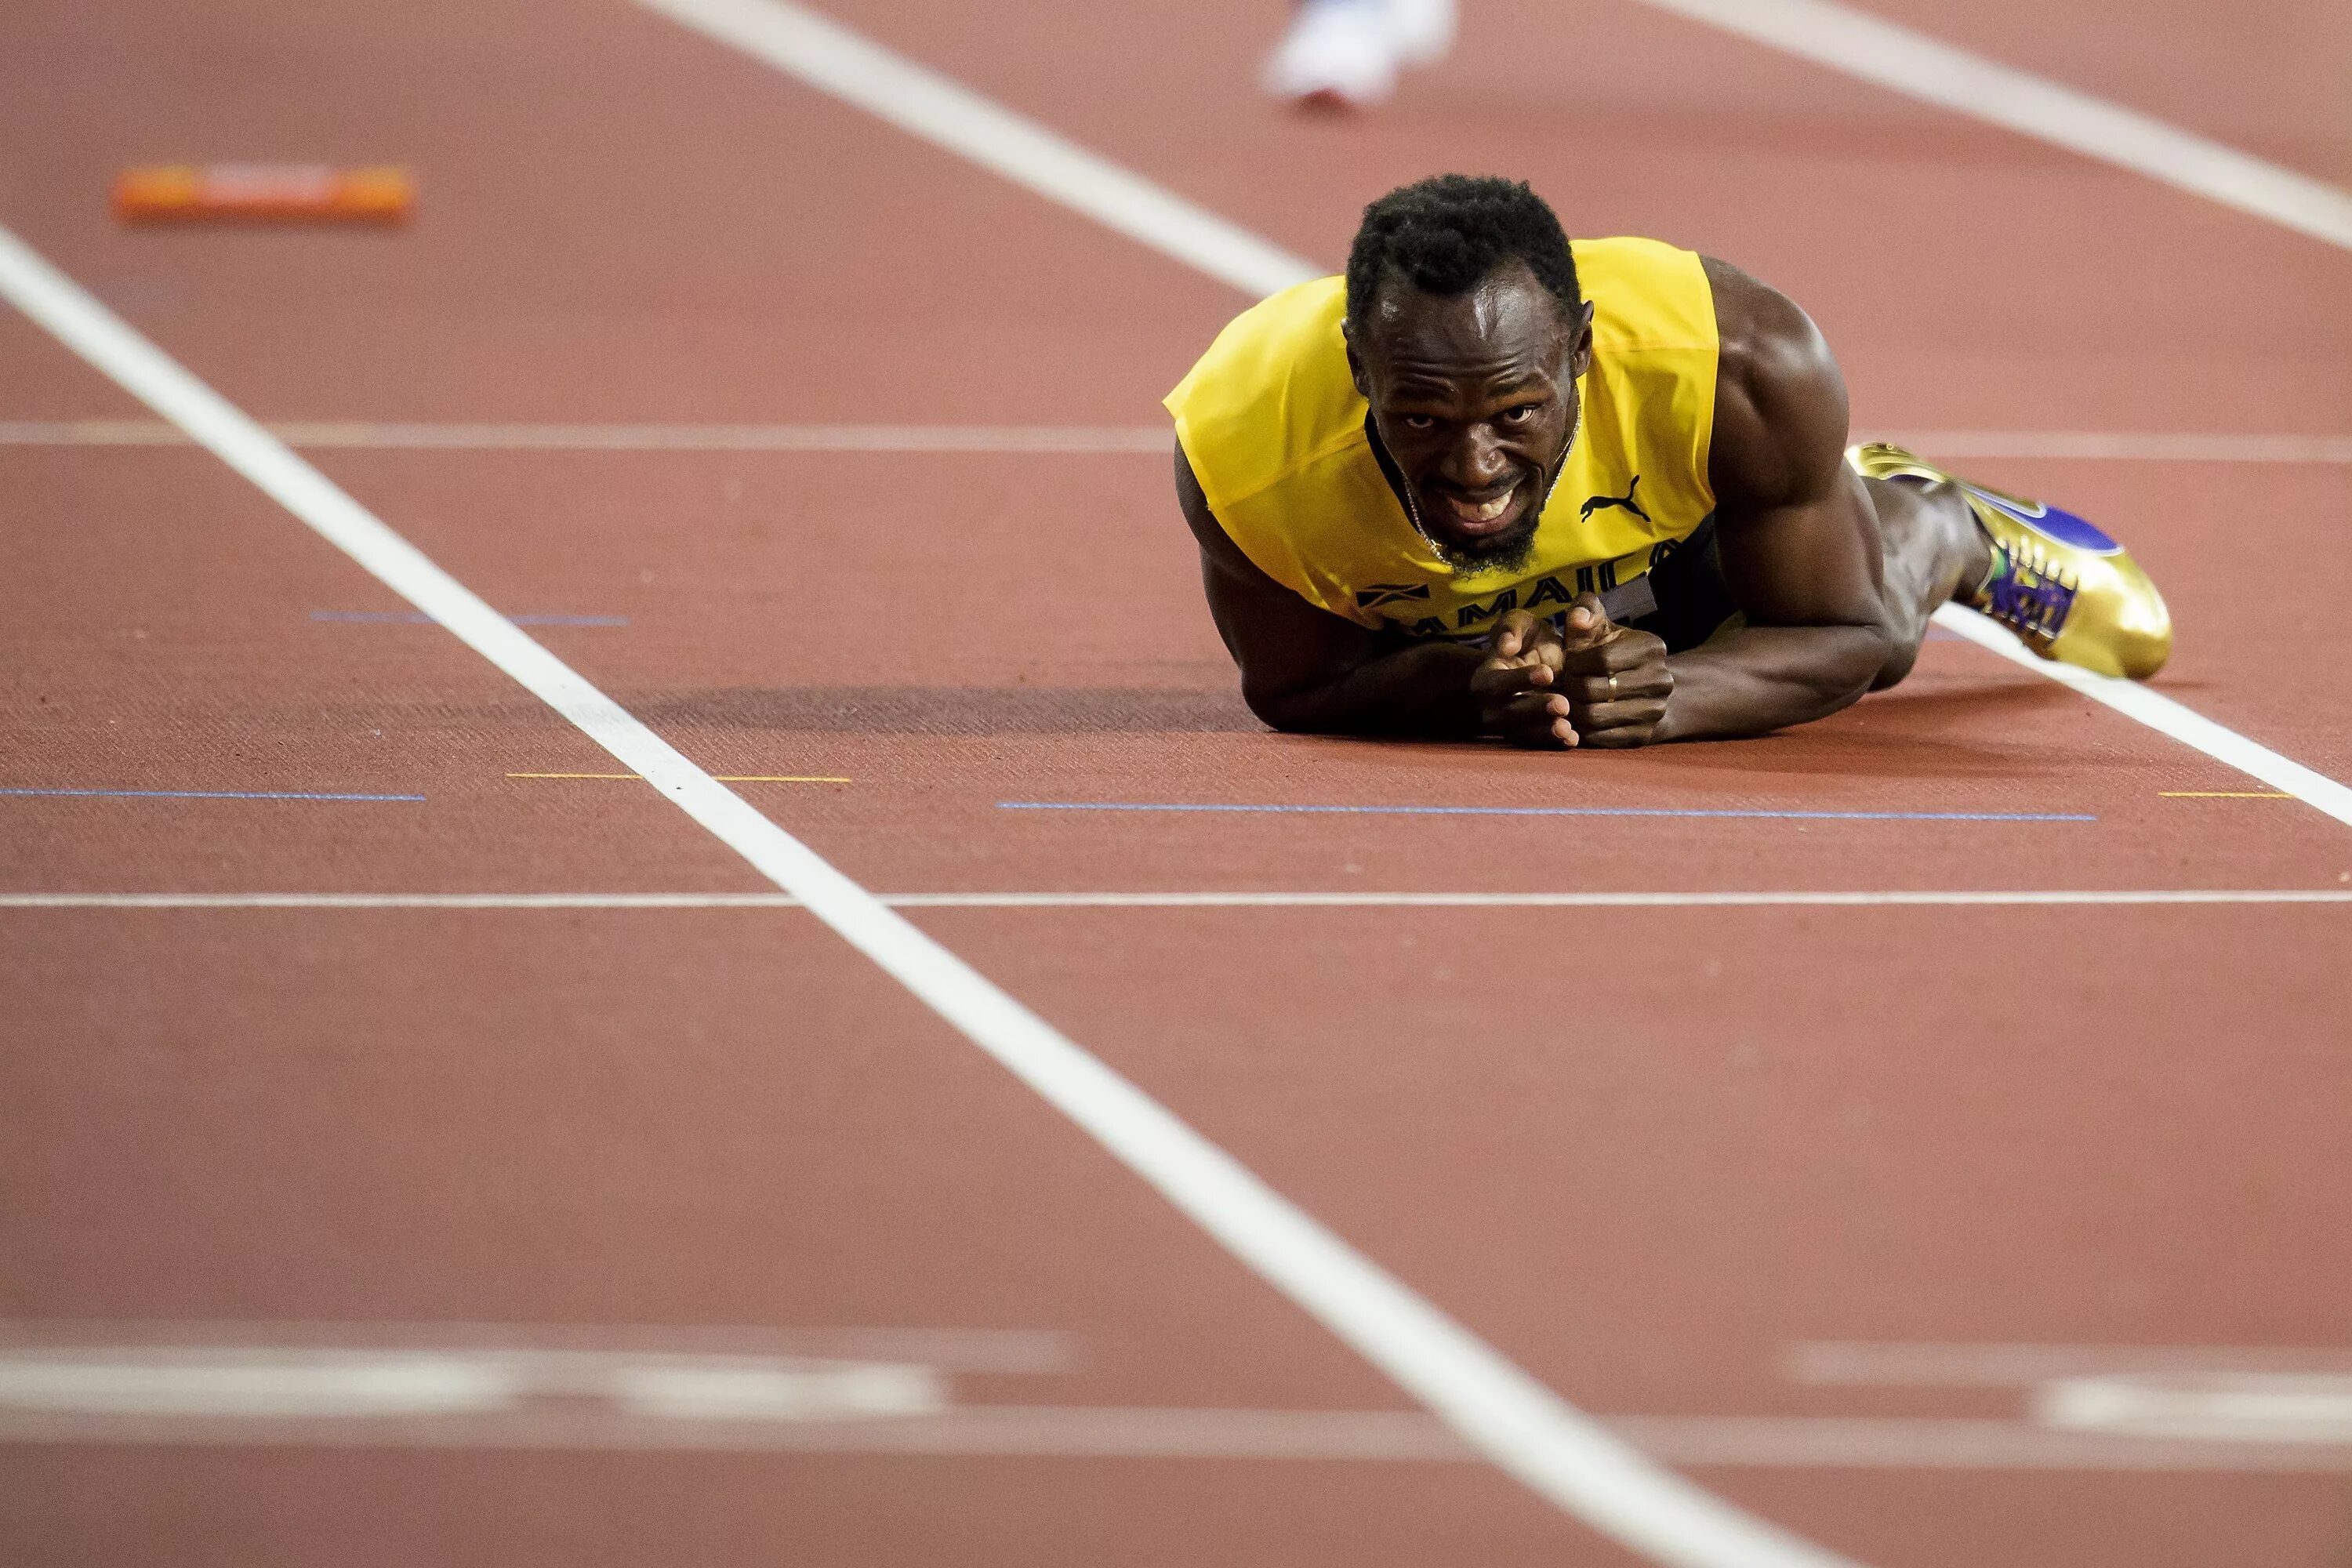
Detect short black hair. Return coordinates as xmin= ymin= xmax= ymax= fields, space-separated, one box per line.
xmin=1345 ymin=175 xmax=1581 ymax=325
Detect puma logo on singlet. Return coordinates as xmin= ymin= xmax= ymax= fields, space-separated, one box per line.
xmin=1580 ymin=476 xmax=1652 ymax=524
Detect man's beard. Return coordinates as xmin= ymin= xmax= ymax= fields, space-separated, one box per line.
xmin=1416 ymin=403 xmax=1579 ymax=577
xmin=1427 ymin=510 xmax=1542 ymax=575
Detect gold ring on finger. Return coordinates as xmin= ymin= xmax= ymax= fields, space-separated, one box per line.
xmin=1606 ymin=673 xmax=1619 ymax=701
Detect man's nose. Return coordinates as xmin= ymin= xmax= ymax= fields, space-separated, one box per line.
xmin=1440 ymin=429 xmax=1512 ymax=490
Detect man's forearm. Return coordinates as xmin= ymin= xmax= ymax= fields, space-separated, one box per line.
xmin=1653 ymin=624 xmax=1889 ymax=742
xmin=1249 ymin=640 xmax=1490 ymax=737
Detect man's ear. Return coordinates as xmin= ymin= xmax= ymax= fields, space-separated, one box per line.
xmin=1566 ymin=299 xmax=1596 ymax=380
xmin=1341 ymin=318 xmax=1373 ymax=399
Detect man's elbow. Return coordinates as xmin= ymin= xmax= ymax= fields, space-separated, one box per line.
xmin=1239 ymin=673 xmax=1351 ymax=734
xmin=1241 ymin=683 xmax=1328 ymax=734
xmin=1810 ymin=622 xmax=1897 ymax=710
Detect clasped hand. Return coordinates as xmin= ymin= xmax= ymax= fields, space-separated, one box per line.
xmin=1468 ymin=598 xmax=1674 ymax=748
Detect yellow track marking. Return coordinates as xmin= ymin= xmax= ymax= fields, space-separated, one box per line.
xmin=2160 ymin=790 xmax=2294 ymax=798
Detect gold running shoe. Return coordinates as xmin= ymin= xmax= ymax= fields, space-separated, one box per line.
xmin=1846 ymin=441 xmax=2171 ymax=680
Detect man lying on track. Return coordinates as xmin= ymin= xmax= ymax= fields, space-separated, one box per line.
xmin=1165 ymin=174 xmax=2172 ymax=747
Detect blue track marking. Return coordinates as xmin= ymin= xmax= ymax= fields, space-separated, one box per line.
xmin=998 ymin=801 xmax=2093 ymax=822
xmin=312 ymin=610 xmax=629 ymax=626
xmin=1 ymin=787 xmax=426 ymax=803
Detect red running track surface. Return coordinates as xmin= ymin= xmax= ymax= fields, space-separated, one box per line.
xmin=2 ymin=2 xmax=2350 ymax=1565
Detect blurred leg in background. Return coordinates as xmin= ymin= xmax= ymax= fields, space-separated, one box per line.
xmin=1261 ymin=0 xmax=1456 ymax=110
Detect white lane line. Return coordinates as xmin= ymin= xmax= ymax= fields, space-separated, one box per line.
xmin=0 ymin=1323 xmax=1074 ymax=1374
xmin=612 ymin=1360 xmax=946 ymax=1421
xmin=13 ymin=1330 xmax=2350 ymax=1468
xmin=1930 ymin=605 xmax=2352 ymax=828
xmin=0 ymin=419 xmax=1171 ymax=453
xmin=6 ymin=888 xmax=2352 ymax=910
xmin=1790 ymin=1342 xmax=2352 ymax=1387
xmin=11 ymin=420 xmax=2350 ymax=465
xmin=2037 ymin=1374 xmax=2352 ymax=1445
xmin=631 ymin=0 xmax=2352 ymax=838
xmin=633 ymin=0 xmax=1320 ymax=299
xmin=1 ymin=1401 xmax=2346 ymax=1472
xmin=0 ymin=1345 xmax=938 ymax=1421
xmin=0 ymin=229 xmax=1849 ymax=1568
xmin=1606 ymin=1415 xmax=2352 ymax=1473
xmin=0 ymin=1402 xmax=1475 ymax=1459
xmin=1627 ymin=0 xmax=2352 ymax=253
xmin=0 ymin=1355 xmax=518 ymax=1418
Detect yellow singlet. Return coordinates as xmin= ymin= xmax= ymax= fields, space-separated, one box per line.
xmin=1164 ymin=236 xmax=1719 ymax=639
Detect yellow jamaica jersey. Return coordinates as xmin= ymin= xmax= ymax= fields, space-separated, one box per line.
xmin=1165 ymin=236 xmax=1719 ymax=640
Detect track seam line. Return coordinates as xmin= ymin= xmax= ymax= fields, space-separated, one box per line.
xmin=0 ymin=420 xmax=1178 ymax=453
xmin=0 ymin=226 xmax=1850 ymax=1568
xmin=628 ymin=0 xmax=2352 ymax=838
xmin=4 ymin=890 xmax=2350 ymax=909
xmin=1624 ymin=0 xmax=2352 ymax=252
xmin=996 ymin=800 xmax=2097 ymax=822
xmin=8 ymin=420 xmax=2350 ymax=463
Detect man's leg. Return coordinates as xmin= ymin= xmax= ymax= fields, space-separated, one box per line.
xmin=1849 ymin=441 xmax=2171 ymax=681
xmin=1859 ymin=470 xmax=1990 ymax=691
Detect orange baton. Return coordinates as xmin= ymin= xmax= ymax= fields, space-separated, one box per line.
xmin=113 ymin=165 xmax=416 ymax=223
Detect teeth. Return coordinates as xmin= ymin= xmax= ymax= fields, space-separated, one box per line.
xmin=1451 ymin=489 xmax=1513 ymax=523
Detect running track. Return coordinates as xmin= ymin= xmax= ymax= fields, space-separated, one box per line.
xmin=3 ymin=2 xmax=2350 ymax=1564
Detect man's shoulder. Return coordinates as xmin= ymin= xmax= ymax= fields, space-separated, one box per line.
xmin=1574 ymin=237 xmax=1717 ymax=356
xmin=1165 ymin=276 xmax=1368 ymax=515
xmin=1699 ymin=256 xmax=1850 ymax=509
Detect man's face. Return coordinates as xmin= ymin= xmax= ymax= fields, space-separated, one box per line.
xmin=1346 ymin=263 xmax=1594 ymax=571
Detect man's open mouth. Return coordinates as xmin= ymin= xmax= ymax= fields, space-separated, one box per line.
xmin=1428 ymin=480 xmax=1525 ymax=539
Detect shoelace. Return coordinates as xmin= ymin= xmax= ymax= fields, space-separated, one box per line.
xmin=1977 ymin=539 xmax=2079 ymax=648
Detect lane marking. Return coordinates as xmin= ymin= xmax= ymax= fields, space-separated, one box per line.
xmin=613 ymin=1361 xmax=944 ymax=1421
xmin=1625 ymin=0 xmax=2352 ymax=253
xmin=2038 ymin=1374 xmax=2352 ymax=1445
xmin=0 ymin=1353 xmax=516 ymax=1418
xmin=0 ymin=1396 xmax=2345 ymax=1471
xmin=2160 ymin=790 xmax=2292 ymax=799
xmin=506 ymin=771 xmax=853 ymax=783
xmin=0 ymin=419 xmax=1174 ymax=452
xmin=0 ymin=221 xmax=1847 ymax=1568
xmin=0 ymin=1347 xmax=942 ymax=1423
xmin=1789 ymin=1341 xmax=2352 ymax=1387
xmin=1605 ymin=1414 xmax=2352 ymax=1473
xmin=1929 ymin=605 xmax=2352 ymax=828
xmin=7 ymin=889 xmax=2348 ymax=910
xmin=999 ymin=800 xmax=2093 ymax=823
xmin=0 ymin=1322 xmax=1074 ymax=1374
xmin=34 ymin=1323 xmax=2352 ymax=1457
xmin=6 ymin=420 xmax=2351 ymax=463
xmin=0 ymin=786 xmax=423 ymax=804
xmin=315 ymin=608 xmax=630 ymax=626
xmin=3 ymin=1332 xmax=2346 ymax=1468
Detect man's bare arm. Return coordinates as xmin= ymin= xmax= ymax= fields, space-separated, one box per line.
xmin=1175 ymin=442 xmax=1529 ymax=736
xmin=1650 ymin=260 xmax=1897 ymax=742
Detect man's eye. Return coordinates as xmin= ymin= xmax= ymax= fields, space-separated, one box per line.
xmin=1499 ymin=404 xmax=1539 ymax=425
xmin=1400 ymin=415 xmax=1438 ymax=432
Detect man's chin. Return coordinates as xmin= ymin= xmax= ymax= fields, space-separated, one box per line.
xmin=1428 ymin=515 xmax=1542 ymax=574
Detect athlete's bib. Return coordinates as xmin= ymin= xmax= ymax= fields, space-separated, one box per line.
xmin=1165 ymin=237 xmax=1719 ymax=638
